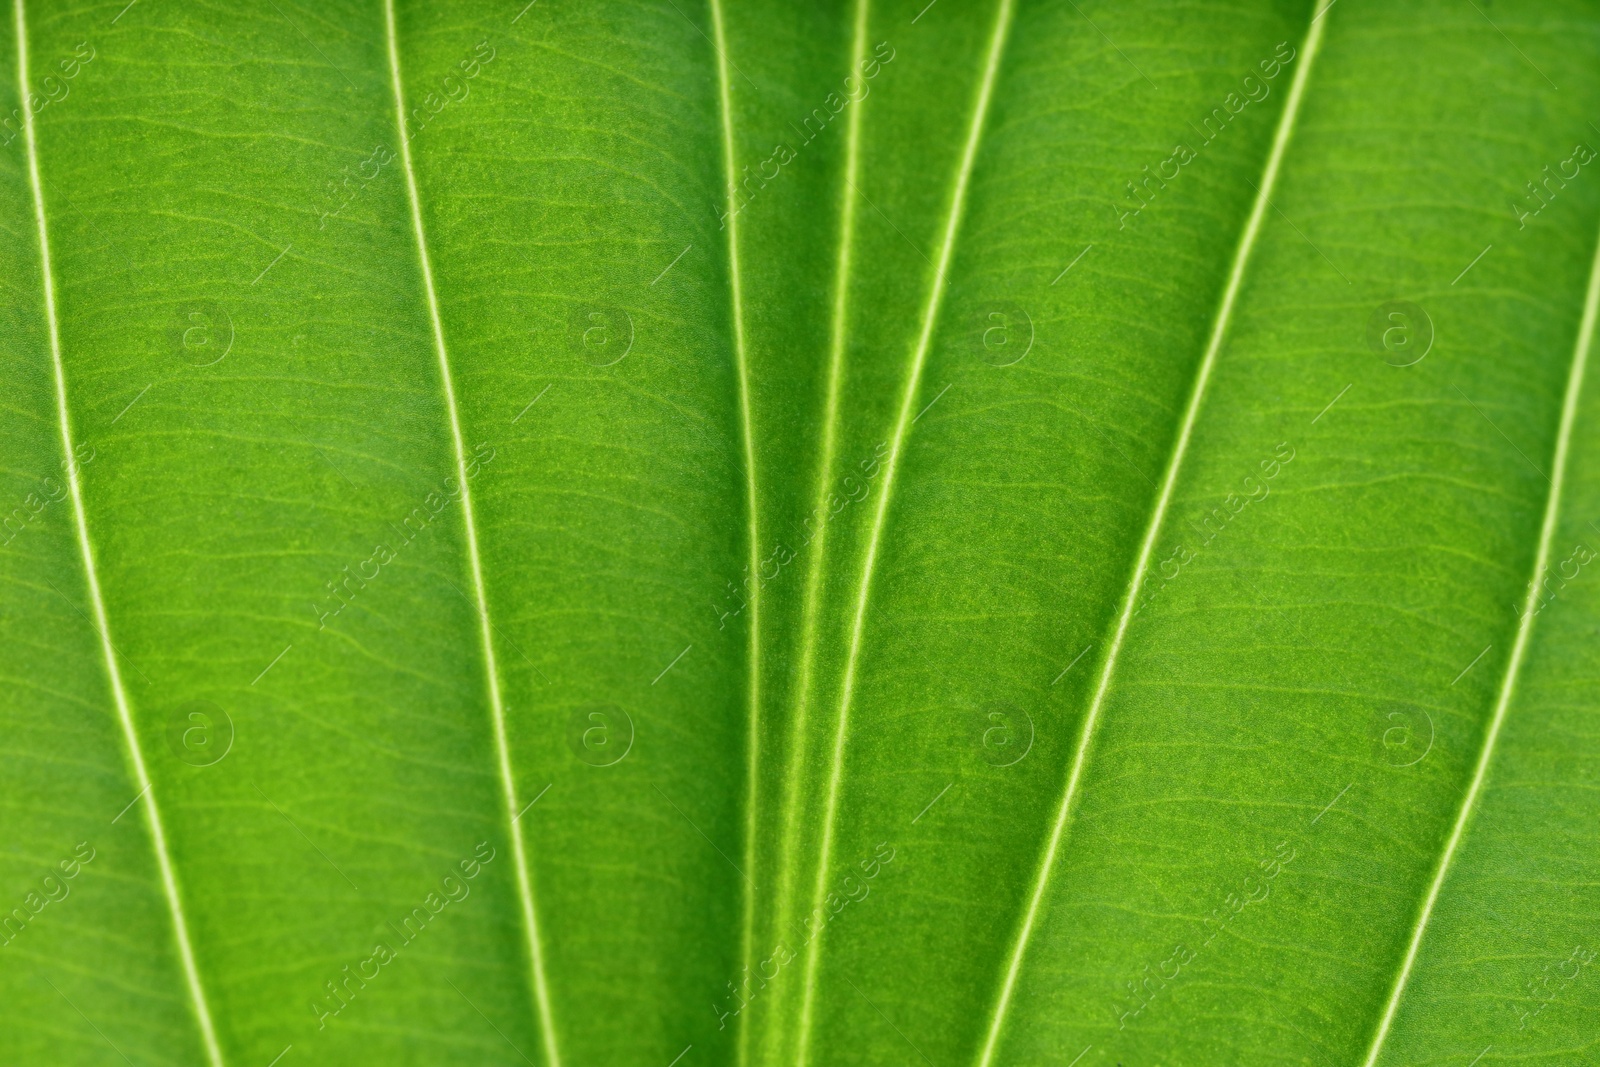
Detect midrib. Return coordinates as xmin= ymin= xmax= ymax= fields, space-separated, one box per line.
xmin=791 ymin=0 xmax=1018 ymax=1063
xmin=1357 ymin=149 xmax=1600 ymax=1067
xmin=381 ymin=3 xmax=560 ymax=1064
xmin=972 ymin=3 xmax=1332 ymax=1064
xmin=12 ymin=0 xmax=225 ymax=1064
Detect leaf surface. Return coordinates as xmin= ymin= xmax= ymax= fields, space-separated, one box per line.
xmin=4 ymin=1 xmax=1600 ymax=1066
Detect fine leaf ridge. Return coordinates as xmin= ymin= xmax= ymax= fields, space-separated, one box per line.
xmin=792 ymin=0 xmax=1019 ymax=1062
xmin=1357 ymin=142 xmax=1600 ymax=1067
xmin=972 ymin=5 xmax=1332 ymax=1064
xmin=13 ymin=0 xmax=226 ymax=1064
xmin=381 ymin=4 xmax=560 ymax=1064
xmin=769 ymin=0 xmax=870 ymax=1061
xmin=704 ymin=1 xmax=763 ymax=1064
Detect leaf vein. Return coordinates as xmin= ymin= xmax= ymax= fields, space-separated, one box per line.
xmin=703 ymin=2 xmax=762 ymax=1066
xmin=1356 ymin=118 xmax=1600 ymax=1067
xmin=767 ymin=0 xmax=871 ymax=1062
xmin=792 ymin=0 xmax=1020 ymax=1062
xmin=12 ymin=0 xmax=227 ymax=1064
xmin=381 ymin=4 xmax=560 ymax=1064
xmin=972 ymin=4 xmax=1334 ymax=1063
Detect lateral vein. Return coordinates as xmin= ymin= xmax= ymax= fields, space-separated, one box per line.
xmin=793 ymin=0 xmax=1017 ymax=1063
xmin=705 ymin=2 xmax=762 ymax=1066
xmin=13 ymin=1 xmax=226 ymax=1064
xmin=14 ymin=3 xmax=227 ymax=1065
xmin=381 ymin=5 xmax=559 ymax=1064
xmin=1358 ymin=144 xmax=1600 ymax=1067
xmin=769 ymin=0 xmax=871 ymax=1062
xmin=973 ymin=6 xmax=1331 ymax=1064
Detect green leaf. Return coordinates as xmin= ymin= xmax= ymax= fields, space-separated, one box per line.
xmin=5 ymin=0 xmax=1600 ymax=1065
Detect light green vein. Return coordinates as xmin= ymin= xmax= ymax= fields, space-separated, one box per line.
xmin=792 ymin=0 xmax=1018 ymax=1063
xmin=768 ymin=0 xmax=870 ymax=1063
xmin=704 ymin=2 xmax=762 ymax=1066
xmin=1357 ymin=125 xmax=1600 ymax=1067
xmin=13 ymin=0 xmax=225 ymax=1064
xmin=973 ymin=3 xmax=1332 ymax=1063
xmin=381 ymin=4 xmax=559 ymax=1064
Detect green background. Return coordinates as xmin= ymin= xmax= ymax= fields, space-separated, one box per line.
xmin=4 ymin=0 xmax=1600 ymax=1065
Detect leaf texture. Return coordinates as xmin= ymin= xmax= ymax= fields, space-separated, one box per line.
xmin=5 ymin=1 xmax=1600 ymax=1066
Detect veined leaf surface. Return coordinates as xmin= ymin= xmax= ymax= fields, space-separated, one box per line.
xmin=4 ymin=1 xmax=1600 ymax=1065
